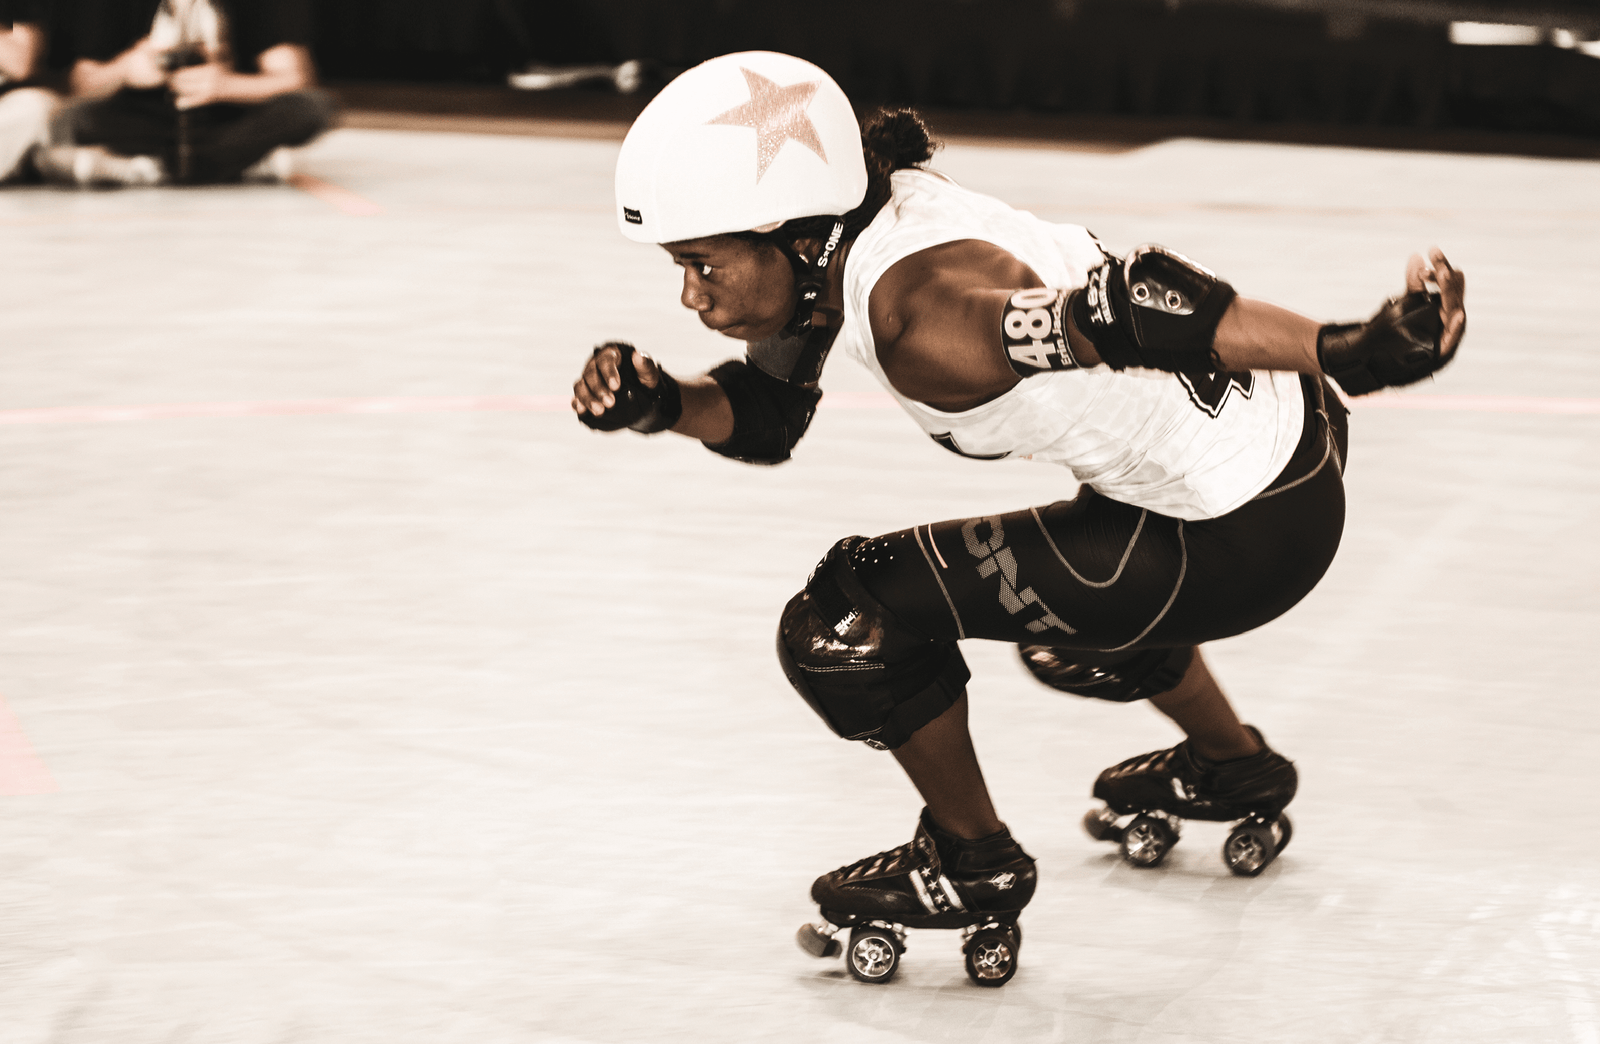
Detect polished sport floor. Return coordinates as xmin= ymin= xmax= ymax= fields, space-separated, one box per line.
xmin=2 ymin=124 xmax=1597 ymax=1044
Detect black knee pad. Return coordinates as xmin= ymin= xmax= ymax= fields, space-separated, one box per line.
xmin=1017 ymin=645 xmax=1193 ymax=703
xmin=778 ymin=537 xmax=970 ymax=750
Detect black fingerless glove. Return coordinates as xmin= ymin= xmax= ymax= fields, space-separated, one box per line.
xmin=1317 ymin=291 xmax=1450 ymax=397
xmin=577 ymin=341 xmax=684 ymax=433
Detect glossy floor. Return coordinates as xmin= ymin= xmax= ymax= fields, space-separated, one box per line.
xmin=1 ymin=127 xmax=1597 ymax=1044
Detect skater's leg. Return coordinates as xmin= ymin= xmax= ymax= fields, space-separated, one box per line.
xmin=891 ymin=694 xmax=1004 ymax=841
xmin=775 ymin=539 xmax=1006 ymax=839
xmin=1147 ymin=647 xmax=1261 ymax=762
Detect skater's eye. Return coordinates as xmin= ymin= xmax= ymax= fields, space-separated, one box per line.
xmin=696 ymin=263 xmax=715 ymax=278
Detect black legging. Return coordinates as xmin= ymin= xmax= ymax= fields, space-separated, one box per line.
xmin=851 ymin=375 xmax=1349 ymax=653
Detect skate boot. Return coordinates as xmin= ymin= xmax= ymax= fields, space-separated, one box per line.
xmin=796 ymin=808 xmax=1036 ymax=986
xmin=1083 ymin=725 xmax=1296 ymax=876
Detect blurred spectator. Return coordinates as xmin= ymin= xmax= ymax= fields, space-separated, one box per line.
xmin=38 ymin=0 xmax=334 ymax=186
xmin=0 ymin=0 xmax=55 ymax=181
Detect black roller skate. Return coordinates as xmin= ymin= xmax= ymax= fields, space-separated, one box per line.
xmin=796 ymin=808 xmax=1036 ymax=986
xmin=1084 ymin=725 xmax=1296 ymax=877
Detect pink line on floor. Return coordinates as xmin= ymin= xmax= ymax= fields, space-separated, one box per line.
xmin=0 ymin=395 xmax=570 ymax=425
xmin=288 ymin=174 xmax=385 ymax=216
xmin=1351 ymin=394 xmax=1600 ymax=415
xmin=0 ymin=392 xmax=1596 ymax=427
xmin=824 ymin=392 xmax=1600 ymax=414
xmin=0 ymin=693 xmax=57 ymax=796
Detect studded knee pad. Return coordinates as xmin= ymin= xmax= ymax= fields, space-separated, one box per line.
xmin=778 ymin=537 xmax=970 ymax=749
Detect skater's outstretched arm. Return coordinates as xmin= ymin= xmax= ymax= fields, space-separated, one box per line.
xmin=1202 ymin=248 xmax=1467 ymax=380
xmin=573 ymin=230 xmax=845 ymax=451
xmin=871 ymin=244 xmax=1467 ymax=410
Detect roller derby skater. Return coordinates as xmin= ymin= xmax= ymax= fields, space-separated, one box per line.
xmin=571 ymin=51 xmax=1466 ymax=985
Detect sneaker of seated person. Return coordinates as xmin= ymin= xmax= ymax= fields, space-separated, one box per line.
xmin=33 ymin=144 xmax=165 ymax=188
xmin=242 ymin=147 xmax=294 ymax=183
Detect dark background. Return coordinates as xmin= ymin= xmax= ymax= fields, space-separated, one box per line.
xmin=306 ymin=0 xmax=1600 ymax=140
xmin=22 ymin=0 xmax=1600 ymax=149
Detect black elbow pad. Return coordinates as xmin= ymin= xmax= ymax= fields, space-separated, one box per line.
xmin=703 ymin=358 xmax=822 ymax=466
xmin=1072 ymin=244 xmax=1236 ymax=373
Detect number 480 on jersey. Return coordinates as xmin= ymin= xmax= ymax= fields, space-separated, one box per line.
xmin=1001 ymin=287 xmax=1081 ymax=374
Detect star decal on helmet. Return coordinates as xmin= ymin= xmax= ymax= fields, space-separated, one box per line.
xmin=707 ymin=67 xmax=828 ymax=182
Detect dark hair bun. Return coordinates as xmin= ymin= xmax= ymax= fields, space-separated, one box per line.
xmin=861 ymin=108 xmax=939 ymax=172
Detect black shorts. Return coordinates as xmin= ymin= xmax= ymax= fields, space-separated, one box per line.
xmin=853 ymin=375 xmax=1349 ymax=652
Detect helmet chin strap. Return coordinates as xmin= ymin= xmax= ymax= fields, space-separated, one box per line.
xmin=779 ymin=219 xmax=847 ymax=338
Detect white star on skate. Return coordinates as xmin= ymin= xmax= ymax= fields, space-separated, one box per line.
xmin=706 ymin=67 xmax=828 ymax=181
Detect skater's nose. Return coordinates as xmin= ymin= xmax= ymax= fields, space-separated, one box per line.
xmin=680 ymin=270 xmax=712 ymax=313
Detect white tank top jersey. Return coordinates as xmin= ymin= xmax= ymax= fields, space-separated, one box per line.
xmin=832 ymin=169 xmax=1305 ymax=521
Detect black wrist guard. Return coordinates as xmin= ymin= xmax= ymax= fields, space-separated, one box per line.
xmin=1069 ymin=244 xmax=1237 ymax=373
xmin=576 ymin=341 xmax=683 ymax=433
xmin=1317 ymin=291 xmax=1450 ymax=397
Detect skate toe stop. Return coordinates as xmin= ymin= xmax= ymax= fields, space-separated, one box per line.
xmin=796 ymin=923 xmax=841 ymax=959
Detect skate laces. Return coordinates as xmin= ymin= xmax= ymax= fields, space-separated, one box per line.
xmin=833 ymin=828 xmax=937 ymax=880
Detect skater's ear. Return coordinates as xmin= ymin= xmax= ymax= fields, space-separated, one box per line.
xmin=788 ymin=235 xmax=827 ymax=266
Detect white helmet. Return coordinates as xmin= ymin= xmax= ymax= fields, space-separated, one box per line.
xmin=614 ymin=51 xmax=867 ymax=244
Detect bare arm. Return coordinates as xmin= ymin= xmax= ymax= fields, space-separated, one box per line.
xmin=169 ymin=44 xmax=313 ymax=110
xmin=71 ymin=37 xmax=170 ymax=97
xmin=1204 ymin=298 xmax=1322 ymax=373
xmin=572 ymin=344 xmax=735 ymax=444
xmin=869 ymin=240 xmax=1037 ymax=412
xmin=1133 ymin=247 xmax=1466 ymax=374
xmin=0 ymin=22 xmax=44 ymax=81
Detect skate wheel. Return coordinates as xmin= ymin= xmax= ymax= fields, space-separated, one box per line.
xmin=1222 ymin=821 xmax=1279 ymax=877
xmin=845 ymin=926 xmax=902 ymax=984
xmin=1275 ymin=813 xmax=1293 ymax=855
xmin=1120 ymin=814 xmax=1177 ymax=868
xmin=796 ymin=922 xmax=841 ymax=959
xmin=963 ymin=925 xmax=1019 ymax=987
xmin=1082 ymin=806 xmax=1123 ymax=843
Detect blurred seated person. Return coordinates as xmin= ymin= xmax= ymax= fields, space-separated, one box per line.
xmin=0 ymin=0 xmax=56 ymax=182
xmin=38 ymin=0 xmax=334 ymax=186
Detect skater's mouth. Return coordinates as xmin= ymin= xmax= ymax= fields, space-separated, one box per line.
xmin=701 ymin=316 xmax=750 ymax=337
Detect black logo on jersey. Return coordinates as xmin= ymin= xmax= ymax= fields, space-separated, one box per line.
xmin=931 ymin=432 xmax=1010 ymax=460
xmin=623 ymin=207 xmax=643 ymax=224
xmin=1177 ymin=369 xmax=1255 ymax=418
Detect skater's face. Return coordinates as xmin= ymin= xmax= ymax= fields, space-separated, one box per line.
xmin=664 ymin=235 xmax=798 ymax=341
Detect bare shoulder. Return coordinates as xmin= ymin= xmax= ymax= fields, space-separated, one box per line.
xmin=866 ymin=240 xmax=1040 ymax=410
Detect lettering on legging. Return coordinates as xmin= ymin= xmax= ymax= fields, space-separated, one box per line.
xmin=961 ymin=517 xmax=1075 ymax=634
